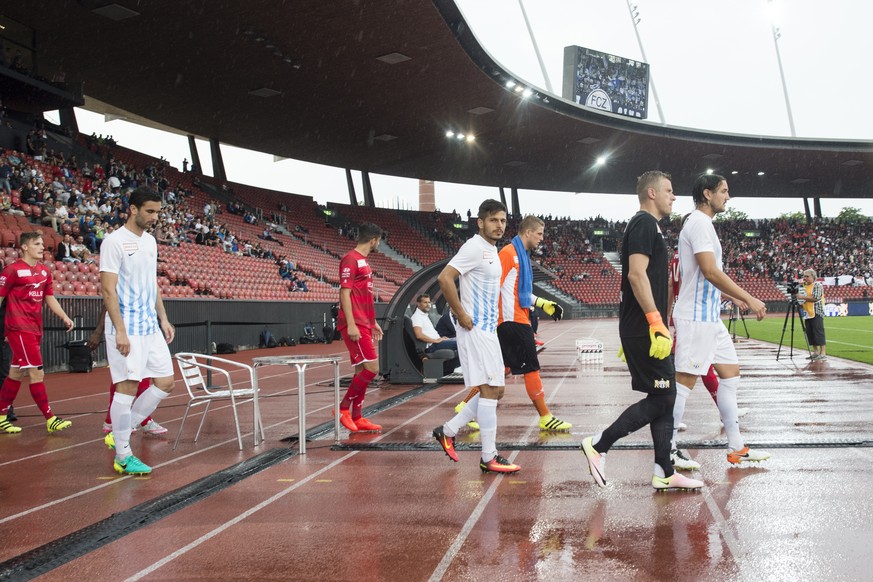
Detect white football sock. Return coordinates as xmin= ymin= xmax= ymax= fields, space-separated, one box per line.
xmin=717 ymin=376 xmax=744 ymax=451
xmin=477 ymin=398 xmax=498 ymax=462
xmin=110 ymin=392 xmax=135 ymax=459
xmin=671 ymin=384 xmax=692 ymax=448
xmin=445 ymin=394 xmax=479 ymax=437
xmin=130 ymin=385 xmax=170 ymax=427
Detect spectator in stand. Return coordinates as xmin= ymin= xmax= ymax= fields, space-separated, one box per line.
xmin=0 ymin=157 xmax=12 ymax=194
xmin=279 ymin=262 xmax=293 ymax=281
xmin=260 ymin=226 xmax=283 ymax=246
xmin=40 ymin=199 xmax=59 ymax=232
xmin=293 ymin=272 xmax=309 ymax=292
xmin=80 ymin=213 xmax=98 ymax=253
xmin=94 ymin=220 xmax=107 ymax=250
xmin=71 ymin=235 xmax=94 ymax=263
xmin=56 ymin=234 xmax=79 ymax=263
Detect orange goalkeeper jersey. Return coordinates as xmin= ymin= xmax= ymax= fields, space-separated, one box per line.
xmin=498 ymin=243 xmax=532 ymax=326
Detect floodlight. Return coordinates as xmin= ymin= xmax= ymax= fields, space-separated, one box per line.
xmin=445 ymin=131 xmax=455 ymax=138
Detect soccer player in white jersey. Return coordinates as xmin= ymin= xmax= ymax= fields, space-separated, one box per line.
xmin=432 ymin=199 xmax=520 ymax=474
xmin=101 ymin=187 xmax=176 ymax=475
xmin=672 ymin=174 xmax=770 ymax=466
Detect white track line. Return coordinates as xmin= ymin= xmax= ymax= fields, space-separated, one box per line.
xmin=124 ymin=452 xmax=361 ymax=582
xmin=698 ymin=483 xmax=741 ymax=558
xmin=427 ymin=354 xmax=577 ymax=581
xmin=125 ymin=383 xmax=471 ymax=579
xmin=0 ymin=366 xmax=351 ymax=523
xmin=0 ymin=362 xmax=344 ymax=466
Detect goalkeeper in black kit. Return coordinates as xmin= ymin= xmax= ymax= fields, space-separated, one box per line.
xmin=580 ymin=171 xmax=704 ymax=491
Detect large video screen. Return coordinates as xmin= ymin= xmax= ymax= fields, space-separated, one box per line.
xmin=562 ymin=45 xmax=649 ymax=119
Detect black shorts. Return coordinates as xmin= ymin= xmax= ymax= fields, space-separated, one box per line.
xmin=621 ymin=336 xmax=676 ymax=395
xmin=805 ymin=315 xmax=826 ymax=346
xmin=497 ymin=321 xmax=540 ymax=375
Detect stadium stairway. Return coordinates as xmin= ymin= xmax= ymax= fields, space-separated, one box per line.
xmin=604 ymin=251 xmax=622 ymax=274
xmin=536 ymin=281 xmax=582 ymax=318
xmin=378 ymin=242 xmax=421 ymax=271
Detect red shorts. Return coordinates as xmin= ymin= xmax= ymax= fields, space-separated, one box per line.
xmin=341 ymin=325 xmax=378 ymax=366
xmin=7 ymin=331 xmax=43 ymax=368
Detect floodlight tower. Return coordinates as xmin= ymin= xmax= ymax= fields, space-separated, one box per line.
xmin=768 ymin=0 xmax=797 ymax=136
xmin=518 ymin=0 xmax=553 ymax=93
xmin=626 ymin=1 xmax=666 ymax=125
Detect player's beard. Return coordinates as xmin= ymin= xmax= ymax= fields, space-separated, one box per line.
xmin=482 ymin=227 xmax=503 ymax=244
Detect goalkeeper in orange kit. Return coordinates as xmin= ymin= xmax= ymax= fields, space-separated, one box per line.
xmin=454 ymin=215 xmax=571 ymax=432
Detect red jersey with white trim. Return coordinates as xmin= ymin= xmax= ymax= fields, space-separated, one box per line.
xmin=337 ymin=249 xmax=375 ymax=330
xmin=0 ymin=260 xmax=53 ymax=335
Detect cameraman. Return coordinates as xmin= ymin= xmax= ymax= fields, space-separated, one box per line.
xmin=797 ymin=269 xmax=827 ymax=361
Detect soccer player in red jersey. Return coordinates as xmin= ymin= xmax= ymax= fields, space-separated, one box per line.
xmin=0 ymin=231 xmax=75 ymax=434
xmin=336 ymin=223 xmax=384 ymax=432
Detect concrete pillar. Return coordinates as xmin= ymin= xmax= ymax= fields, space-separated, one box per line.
xmin=346 ymin=169 xmax=358 ymax=206
xmin=419 ymin=179 xmax=435 ymax=212
xmin=209 ymin=138 xmax=226 ymax=183
xmin=187 ymin=135 xmax=202 ymax=175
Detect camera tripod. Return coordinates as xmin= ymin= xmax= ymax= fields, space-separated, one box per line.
xmin=726 ymin=303 xmax=748 ymax=341
xmin=776 ymin=298 xmax=811 ymax=360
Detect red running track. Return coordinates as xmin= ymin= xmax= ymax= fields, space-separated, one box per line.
xmin=1 ymin=317 xmax=871 ymax=581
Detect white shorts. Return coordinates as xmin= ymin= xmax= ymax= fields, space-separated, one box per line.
xmin=674 ymin=319 xmax=738 ymax=375
xmin=106 ymin=332 xmax=174 ymax=384
xmin=456 ymin=326 xmax=505 ymax=388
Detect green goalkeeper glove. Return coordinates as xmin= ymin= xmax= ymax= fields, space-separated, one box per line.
xmin=617 ymin=345 xmax=626 ymax=363
xmin=646 ymin=311 xmax=672 ymax=360
xmin=535 ymin=297 xmax=564 ymax=321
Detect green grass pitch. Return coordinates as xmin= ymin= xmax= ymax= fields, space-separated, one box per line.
xmin=724 ymin=314 xmax=873 ymax=365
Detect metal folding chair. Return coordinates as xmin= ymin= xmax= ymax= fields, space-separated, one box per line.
xmin=173 ymin=352 xmax=265 ymax=450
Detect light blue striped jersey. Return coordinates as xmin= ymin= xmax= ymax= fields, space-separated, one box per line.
xmin=100 ymin=226 xmax=159 ymax=335
xmin=674 ymin=210 xmax=723 ymax=322
xmin=448 ymin=234 xmax=501 ymax=333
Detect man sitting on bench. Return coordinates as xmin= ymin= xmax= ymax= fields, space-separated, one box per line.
xmin=410 ymin=294 xmax=459 ymax=374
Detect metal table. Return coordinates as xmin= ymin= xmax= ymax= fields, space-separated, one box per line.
xmin=252 ymin=355 xmax=342 ymax=454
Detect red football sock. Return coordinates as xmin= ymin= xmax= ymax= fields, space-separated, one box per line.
xmin=135 ymin=379 xmax=152 ymax=426
xmin=107 ymin=379 xmax=153 ymax=426
xmin=105 ymin=382 xmax=116 ymax=424
xmin=29 ymin=382 xmax=54 ymax=419
xmin=702 ymin=366 xmax=719 ymax=403
xmin=345 ymin=369 xmax=376 ymax=420
xmin=0 ymin=378 xmax=22 ymax=415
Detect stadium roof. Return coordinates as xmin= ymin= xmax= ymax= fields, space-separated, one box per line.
xmin=15 ymin=0 xmax=873 ymax=198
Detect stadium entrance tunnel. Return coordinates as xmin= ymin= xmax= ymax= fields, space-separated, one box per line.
xmin=380 ymin=258 xmax=460 ymax=384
